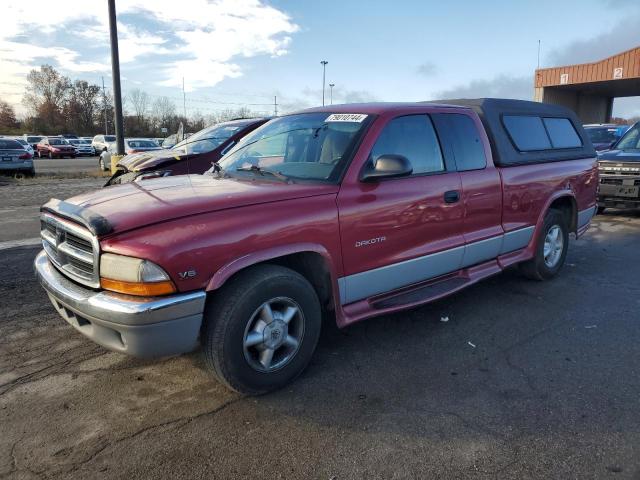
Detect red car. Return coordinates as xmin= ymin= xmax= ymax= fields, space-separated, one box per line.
xmin=36 ymin=137 xmax=76 ymax=159
xmin=35 ymin=99 xmax=597 ymax=394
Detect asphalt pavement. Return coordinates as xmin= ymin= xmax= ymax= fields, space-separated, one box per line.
xmin=34 ymin=156 xmax=103 ymax=175
xmin=1 ymin=177 xmax=639 ymax=479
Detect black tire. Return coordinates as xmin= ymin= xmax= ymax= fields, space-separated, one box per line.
xmin=596 ymin=206 xmax=606 ymax=215
xmin=202 ymin=264 xmax=322 ymax=395
xmin=520 ymin=208 xmax=569 ymax=281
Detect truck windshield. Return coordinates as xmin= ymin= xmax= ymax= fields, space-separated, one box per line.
xmin=173 ymin=124 xmax=243 ymax=155
xmin=615 ymin=124 xmax=640 ymax=151
xmin=218 ymin=113 xmax=370 ymax=182
xmin=586 ymin=127 xmax=618 ymax=144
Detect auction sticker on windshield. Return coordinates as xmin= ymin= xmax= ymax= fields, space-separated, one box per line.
xmin=325 ymin=114 xmax=368 ymax=122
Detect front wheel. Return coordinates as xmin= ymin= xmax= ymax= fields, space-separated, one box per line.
xmin=202 ymin=264 xmax=322 ymax=395
xmin=520 ymin=208 xmax=569 ymax=281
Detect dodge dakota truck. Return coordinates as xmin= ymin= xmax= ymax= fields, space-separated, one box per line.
xmin=35 ymin=99 xmax=598 ymax=395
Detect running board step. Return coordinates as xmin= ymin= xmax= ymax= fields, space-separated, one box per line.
xmin=370 ymin=276 xmax=469 ymax=310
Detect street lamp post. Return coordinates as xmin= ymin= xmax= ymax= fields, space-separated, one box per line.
xmin=320 ymin=60 xmax=328 ymax=106
xmin=107 ymin=0 xmax=124 ymax=155
xmin=329 ymin=83 xmax=335 ymax=105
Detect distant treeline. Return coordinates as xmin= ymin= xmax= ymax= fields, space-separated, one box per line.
xmin=0 ymin=65 xmax=262 ymax=136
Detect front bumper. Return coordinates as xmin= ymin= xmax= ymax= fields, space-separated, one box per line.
xmin=34 ymin=250 xmax=206 ymax=358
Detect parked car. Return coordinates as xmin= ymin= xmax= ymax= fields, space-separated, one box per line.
xmin=36 ymin=137 xmax=76 ymax=159
xmin=12 ymin=137 xmax=35 ymax=157
xmin=67 ymin=138 xmax=94 ymax=156
xmin=23 ymin=135 xmax=44 ymax=151
xmin=0 ymin=138 xmax=34 ymax=176
xmin=583 ymin=124 xmax=629 ymax=151
xmin=91 ymin=134 xmax=116 ymax=155
xmin=98 ymin=138 xmax=164 ymax=170
xmin=35 ymin=99 xmax=597 ymax=394
xmin=596 ymin=121 xmax=640 ymax=213
xmin=105 ymin=118 xmax=269 ymax=184
xmin=61 ymin=134 xmax=79 ymax=140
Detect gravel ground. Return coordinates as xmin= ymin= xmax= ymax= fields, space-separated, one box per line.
xmin=0 ymin=177 xmax=105 ymax=243
xmin=0 ymin=177 xmax=639 ymax=479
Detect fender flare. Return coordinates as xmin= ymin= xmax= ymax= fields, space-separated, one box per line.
xmin=205 ymin=242 xmax=339 ymax=293
xmin=531 ymin=190 xmax=577 ymax=249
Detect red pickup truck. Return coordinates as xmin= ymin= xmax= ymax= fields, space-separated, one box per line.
xmin=35 ymin=99 xmax=597 ymax=394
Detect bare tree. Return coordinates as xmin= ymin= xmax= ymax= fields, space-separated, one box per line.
xmin=151 ymin=96 xmax=176 ymax=130
xmin=127 ymin=89 xmax=150 ymax=124
xmin=64 ymin=80 xmax=101 ymax=134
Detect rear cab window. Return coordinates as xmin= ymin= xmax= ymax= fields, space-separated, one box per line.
xmin=543 ymin=118 xmax=582 ymax=148
xmin=503 ymin=116 xmax=551 ymax=151
xmin=503 ymin=115 xmax=582 ymax=151
xmin=432 ymin=113 xmax=487 ymax=171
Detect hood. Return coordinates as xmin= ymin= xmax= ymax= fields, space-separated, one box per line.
xmin=64 ymin=174 xmax=338 ymax=235
xmin=117 ymin=149 xmax=185 ymax=172
xmin=597 ymin=149 xmax=640 ymax=162
xmin=593 ymin=142 xmax=614 ymax=151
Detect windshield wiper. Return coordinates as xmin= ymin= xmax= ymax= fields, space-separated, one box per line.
xmin=236 ymin=165 xmax=289 ymax=182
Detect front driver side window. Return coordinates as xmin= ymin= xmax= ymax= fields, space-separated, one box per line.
xmin=370 ymin=114 xmax=444 ymax=175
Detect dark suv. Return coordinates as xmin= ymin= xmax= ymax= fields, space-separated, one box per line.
xmin=597 ymin=122 xmax=640 ymax=212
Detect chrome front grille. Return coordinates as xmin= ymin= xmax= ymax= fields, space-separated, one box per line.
xmin=40 ymin=213 xmax=100 ymax=288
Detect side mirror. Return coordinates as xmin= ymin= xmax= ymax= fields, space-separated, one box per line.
xmin=360 ymin=154 xmax=413 ymax=182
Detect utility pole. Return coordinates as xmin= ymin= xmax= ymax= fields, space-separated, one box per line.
xmin=101 ymin=76 xmax=108 ymax=135
xmin=182 ymin=77 xmax=187 ymax=119
xmin=107 ymin=0 xmax=124 ymax=155
xmin=320 ymin=60 xmax=328 ymax=106
xmin=537 ymin=40 xmax=541 ymax=69
xmin=274 ymin=95 xmax=278 ymax=117
xmin=329 ymin=83 xmax=335 ymax=105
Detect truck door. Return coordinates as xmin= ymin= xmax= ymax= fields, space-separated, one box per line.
xmin=432 ymin=113 xmax=503 ymax=266
xmin=336 ymin=113 xmax=465 ymax=305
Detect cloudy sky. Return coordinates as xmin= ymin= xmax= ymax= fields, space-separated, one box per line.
xmin=2 ymin=0 xmax=639 ymax=118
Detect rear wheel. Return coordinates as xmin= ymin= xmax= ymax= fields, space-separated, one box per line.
xmin=596 ymin=206 xmax=606 ymax=215
xmin=202 ymin=264 xmax=322 ymax=395
xmin=520 ymin=208 xmax=569 ymax=280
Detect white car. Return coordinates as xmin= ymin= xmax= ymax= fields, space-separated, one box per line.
xmin=99 ymin=138 xmax=163 ymax=171
xmin=91 ymin=134 xmax=116 ymax=155
xmin=67 ymin=138 xmax=94 ymax=156
xmin=12 ymin=137 xmax=35 ymax=157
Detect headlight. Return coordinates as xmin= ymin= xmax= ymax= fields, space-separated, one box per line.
xmin=99 ymin=253 xmax=176 ymax=296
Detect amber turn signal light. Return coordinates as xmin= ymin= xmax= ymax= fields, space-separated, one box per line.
xmin=100 ymin=278 xmax=176 ymax=296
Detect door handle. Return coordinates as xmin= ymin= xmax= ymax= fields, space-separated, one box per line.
xmin=444 ymin=190 xmax=460 ymax=204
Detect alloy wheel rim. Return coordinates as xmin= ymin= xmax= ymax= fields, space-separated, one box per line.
xmin=242 ymin=297 xmax=304 ymax=373
xmin=543 ymin=225 xmax=564 ymax=268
